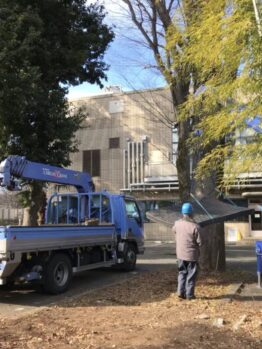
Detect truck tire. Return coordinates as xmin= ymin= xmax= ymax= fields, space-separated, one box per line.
xmin=121 ymin=244 xmax=137 ymax=271
xmin=43 ymin=253 xmax=72 ymax=294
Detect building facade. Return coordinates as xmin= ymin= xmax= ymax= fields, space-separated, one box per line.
xmin=69 ymin=87 xmax=262 ymax=240
xmin=225 ymin=127 xmax=262 ymax=240
xmin=70 ymin=87 xmax=179 ymax=201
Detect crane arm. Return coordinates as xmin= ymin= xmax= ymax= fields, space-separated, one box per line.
xmin=0 ymin=155 xmax=94 ymax=193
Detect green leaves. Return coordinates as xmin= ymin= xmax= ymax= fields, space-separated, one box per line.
xmin=0 ymin=0 xmax=114 ymax=164
xmin=179 ymin=0 xmax=262 ymax=189
xmin=0 ymin=0 xmax=114 ymax=222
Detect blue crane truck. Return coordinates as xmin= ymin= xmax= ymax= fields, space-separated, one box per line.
xmin=0 ymin=156 xmax=144 ymax=294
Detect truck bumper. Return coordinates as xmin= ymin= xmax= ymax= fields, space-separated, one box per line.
xmin=0 ymin=260 xmax=20 ymax=279
xmin=0 ymin=252 xmax=22 ymax=280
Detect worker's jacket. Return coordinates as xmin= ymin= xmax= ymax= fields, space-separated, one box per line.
xmin=172 ymin=216 xmax=202 ymax=262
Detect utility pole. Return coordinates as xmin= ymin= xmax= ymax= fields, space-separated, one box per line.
xmin=252 ymin=0 xmax=262 ymax=36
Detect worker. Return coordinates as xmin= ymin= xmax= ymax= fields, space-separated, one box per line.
xmin=172 ymin=202 xmax=202 ymax=300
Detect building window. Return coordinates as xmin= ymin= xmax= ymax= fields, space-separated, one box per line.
xmin=83 ymin=150 xmax=101 ymax=177
xmin=109 ymin=137 xmax=120 ymax=149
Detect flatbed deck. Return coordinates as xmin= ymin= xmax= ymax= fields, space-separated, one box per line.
xmin=0 ymin=224 xmax=116 ymax=254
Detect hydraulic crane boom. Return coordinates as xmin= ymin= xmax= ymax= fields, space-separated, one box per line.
xmin=0 ymin=155 xmax=94 ymax=193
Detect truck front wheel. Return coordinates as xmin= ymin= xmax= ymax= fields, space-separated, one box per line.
xmin=121 ymin=244 xmax=137 ymax=271
xmin=43 ymin=253 xmax=72 ymax=294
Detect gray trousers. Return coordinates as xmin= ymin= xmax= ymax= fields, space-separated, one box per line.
xmin=177 ymin=259 xmax=198 ymax=298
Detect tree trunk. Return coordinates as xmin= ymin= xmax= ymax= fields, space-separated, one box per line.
xmin=22 ymin=208 xmax=31 ymax=226
xmin=22 ymin=182 xmax=45 ymax=226
xmin=200 ymin=222 xmax=226 ymax=271
xmin=191 ymin=147 xmax=226 ymax=271
xmin=37 ymin=191 xmax=47 ymax=225
xmin=176 ymin=119 xmax=191 ymax=202
xmin=169 ymin=84 xmax=191 ymax=202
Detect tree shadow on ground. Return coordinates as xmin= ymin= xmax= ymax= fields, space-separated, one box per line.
xmin=85 ymin=322 xmax=261 ymax=349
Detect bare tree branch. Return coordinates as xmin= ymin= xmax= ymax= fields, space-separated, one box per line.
xmin=122 ymin=0 xmax=155 ymax=48
xmin=168 ymin=0 xmax=177 ymax=13
xmin=118 ymin=0 xmax=198 ymax=200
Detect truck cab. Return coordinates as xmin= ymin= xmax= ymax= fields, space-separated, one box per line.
xmin=46 ymin=191 xmax=144 ymax=253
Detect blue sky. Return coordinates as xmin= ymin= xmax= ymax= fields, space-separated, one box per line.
xmin=67 ymin=0 xmax=165 ymax=99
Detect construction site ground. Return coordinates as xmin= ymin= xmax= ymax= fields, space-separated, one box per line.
xmin=0 ymin=243 xmax=261 ymax=349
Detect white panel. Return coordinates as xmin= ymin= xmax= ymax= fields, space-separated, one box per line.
xmin=150 ymin=150 xmax=164 ymax=163
xmin=109 ymin=100 xmax=124 ymax=114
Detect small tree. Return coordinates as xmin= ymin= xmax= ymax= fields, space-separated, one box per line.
xmin=0 ymin=0 xmax=114 ymax=224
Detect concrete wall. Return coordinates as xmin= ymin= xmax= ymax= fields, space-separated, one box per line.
xmin=145 ymin=221 xmax=253 ymax=242
xmin=0 ymin=207 xmax=24 ymax=224
xmin=144 ymin=222 xmax=174 ymax=241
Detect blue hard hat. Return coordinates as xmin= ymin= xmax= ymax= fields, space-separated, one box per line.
xmin=181 ymin=202 xmax=193 ymax=215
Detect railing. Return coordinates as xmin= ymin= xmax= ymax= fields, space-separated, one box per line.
xmin=226 ymin=174 xmax=262 ymax=189
xmin=0 ymin=207 xmax=24 ymax=225
xmin=121 ymin=181 xmax=179 ymax=192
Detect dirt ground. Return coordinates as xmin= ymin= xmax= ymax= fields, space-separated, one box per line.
xmin=0 ymin=269 xmax=261 ymax=349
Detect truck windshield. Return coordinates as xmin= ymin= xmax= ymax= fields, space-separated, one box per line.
xmin=125 ymin=200 xmax=142 ymax=225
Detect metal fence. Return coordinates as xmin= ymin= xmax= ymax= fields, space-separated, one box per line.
xmin=0 ymin=208 xmax=24 ymax=225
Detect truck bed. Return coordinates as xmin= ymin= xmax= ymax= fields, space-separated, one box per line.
xmin=0 ymin=224 xmax=116 ymax=254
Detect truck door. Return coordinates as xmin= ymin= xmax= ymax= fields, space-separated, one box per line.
xmin=124 ymin=199 xmax=144 ymax=241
